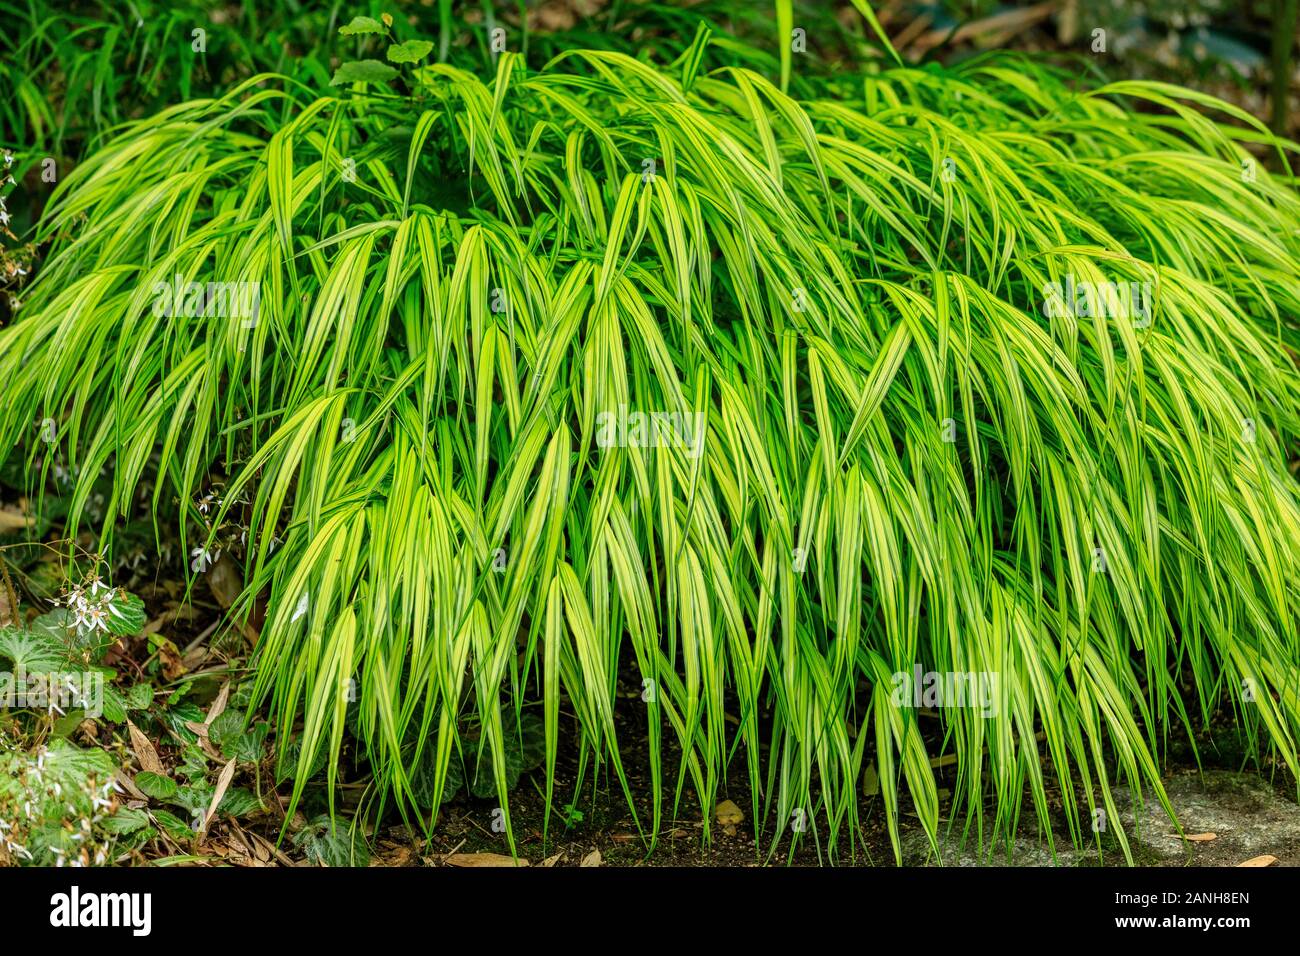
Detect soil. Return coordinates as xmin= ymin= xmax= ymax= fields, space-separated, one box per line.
xmin=352 ymin=674 xmax=1300 ymax=868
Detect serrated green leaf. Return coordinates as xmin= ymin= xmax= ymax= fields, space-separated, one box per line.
xmin=292 ymin=815 xmax=369 ymax=867
xmin=104 ymin=591 xmax=146 ymax=636
xmin=135 ymin=771 xmax=178 ymax=800
xmin=99 ymin=683 xmax=127 ymax=723
xmin=387 ymin=40 xmax=433 ymax=64
xmin=330 ymin=60 xmax=398 ymax=86
xmin=207 ymin=709 xmax=245 ymax=747
xmin=224 ymin=723 xmax=269 ymax=764
xmin=218 ymin=787 xmax=263 ymax=817
xmin=0 ymin=626 xmax=68 ymax=671
xmin=160 ymin=703 xmax=205 ymax=743
xmin=126 ymin=683 xmax=153 ymax=710
xmin=150 ymin=809 xmax=193 ymax=841
xmin=100 ymin=807 xmax=150 ymax=834
xmin=338 ymin=15 xmax=384 ymax=36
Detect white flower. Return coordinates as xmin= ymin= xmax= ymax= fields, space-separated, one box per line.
xmin=190 ymin=547 xmax=219 ymax=573
xmin=73 ymin=602 xmax=110 ymax=636
xmin=2 ymin=150 xmax=12 ymax=168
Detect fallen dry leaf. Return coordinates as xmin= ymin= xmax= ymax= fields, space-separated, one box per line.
xmin=1237 ymin=855 xmax=1278 ymax=867
xmin=580 ymin=848 xmax=602 ymax=867
xmin=206 ymin=556 xmax=260 ymax=643
xmin=0 ymin=506 xmax=34 ymax=533
xmin=1181 ymin=832 xmax=1218 ymax=842
xmin=126 ymin=720 xmax=165 ymax=774
xmin=539 ymin=852 xmax=563 ymax=867
xmin=114 ymin=770 xmax=148 ymax=802
xmin=0 ymin=561 xmax=17 ymax=627
xmin=369 ymin=840 xmax=417 ymax=867
xmin=206 ymin=554 xmax=242 ymax=610
xmin=444 ymin=852 xmax=529 ymax=867
xmin=205 ymin=681 xmax=230 ymax=726
xmin=715 ymin=799 xmax=744 ymax=826
xmin=201 ymin=758 xmax=237 ymax=835
xmin=156 ymin=637 xmax=186 ymax=681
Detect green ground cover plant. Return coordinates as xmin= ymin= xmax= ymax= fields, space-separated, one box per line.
xmin=1 ymin=3 xmax=1298 ymax=865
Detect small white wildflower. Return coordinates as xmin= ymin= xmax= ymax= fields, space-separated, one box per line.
xmin=82 ymin=604 xmax=109 ymax=635
xmin=190 ymin=546 xmax=219 ymax=573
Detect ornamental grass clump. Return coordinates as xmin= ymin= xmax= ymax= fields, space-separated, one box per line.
xmin=2 ymin=11 xmax=1299 ymax=862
